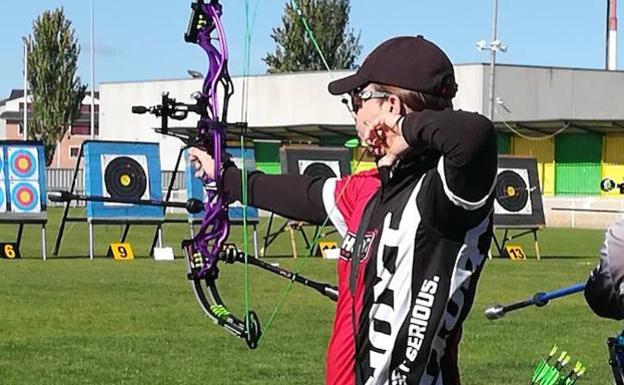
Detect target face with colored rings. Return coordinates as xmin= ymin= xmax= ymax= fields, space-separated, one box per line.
xmin=11 ymin=182 xmax=40 ymax=212
xmin=103 ymin=156 xmax=148 ymax=200
xmin=0 ymin=187 xmax=6 ymax=213
xmin=495 ymin=170 xmax=530 ymax=213
xmin=8 ymin=148 xmax=38 ymax=179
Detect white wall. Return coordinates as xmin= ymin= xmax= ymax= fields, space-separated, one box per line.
xmin=99 ymin=67 xmax=489 ymax=169
xmin=99 ymin=65 xmax=624 ymax=169
xmin=492 ymin=65 xmax=624 ymax=121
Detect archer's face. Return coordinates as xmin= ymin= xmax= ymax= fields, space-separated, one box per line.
xmin=353 ymin=85 xmax=394 ymax=157
xmin=352 ymin=84 xmax=387 ymax=155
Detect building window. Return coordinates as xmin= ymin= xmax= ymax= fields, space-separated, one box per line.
xmin=71 ymin=125 xmax=90 ymax=136
xmin=69 ymin=146 xmax=80 ymax=158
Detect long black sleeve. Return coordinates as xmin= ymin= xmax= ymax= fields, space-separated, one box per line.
xmin=221 ymin=166 xmax=328 ymax=225
xmin=401 ymin=109 xmax=497 ymax=202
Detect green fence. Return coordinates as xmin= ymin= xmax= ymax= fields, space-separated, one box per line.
xmin=554 ymin=133 xmax=602 ymax=195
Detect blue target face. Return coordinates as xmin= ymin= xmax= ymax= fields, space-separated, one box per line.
xmin=9 ymin=148 xmax=37 ymax=179
xmin=0 ymin=153 xmax=4 ymax=177
xmin=0 ymin=187 xmax=5 ymax=213
xmin=11 ymin=182 xmax=39 ymax=212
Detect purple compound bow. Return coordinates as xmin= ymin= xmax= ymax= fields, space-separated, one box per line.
xmin=48 ymin=0 xmax=340 ymax=351
xmin=180 ymin=0 xmax=261 ymax=349
xmin=127 ymin=0 xmax=338 ymax=350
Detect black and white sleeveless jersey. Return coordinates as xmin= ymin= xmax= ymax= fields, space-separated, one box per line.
xmin=221 ymin=108 xmax=497 ymax=385
xmin=346 ymin=109 xmax=497 ymax=385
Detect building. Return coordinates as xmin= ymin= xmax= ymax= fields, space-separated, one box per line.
xmin=98 ymin=64 xmax=624 ymax=228
xmin=0 ymin=90 xmax=99 ymax=168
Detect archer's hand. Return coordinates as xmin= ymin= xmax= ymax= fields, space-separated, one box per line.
xmin=188 ymin=147 xmax=215 ymax=180
xmin=368 ymin=113 xmax=410 ymax=159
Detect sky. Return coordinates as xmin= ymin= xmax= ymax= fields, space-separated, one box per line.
xmin=0 ymin=0 xmax=620 ymax=97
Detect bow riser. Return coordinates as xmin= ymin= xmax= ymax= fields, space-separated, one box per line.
xmin=124 ymin=0 xmax=340 ymax=350
xmin=182 ymin=0 xmax=263 ymax=349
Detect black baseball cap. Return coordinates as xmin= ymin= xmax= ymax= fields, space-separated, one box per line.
xmin=328 ymin=35 xmax=457 ymax=98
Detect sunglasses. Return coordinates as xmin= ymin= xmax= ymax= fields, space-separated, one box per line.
xmin=349 ymin=89 xmax=391 ymax=113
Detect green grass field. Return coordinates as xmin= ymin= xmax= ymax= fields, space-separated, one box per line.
xmin=0 ymin=209 xmax=620 ymax=384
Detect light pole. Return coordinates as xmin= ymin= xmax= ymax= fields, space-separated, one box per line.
xmin=90 ymin=0 xmax=96 ymax=139
xmin=476 ymin=0 xmax=507 ymax=120
xmin=22 ymin=36 xmax=30 ymax=141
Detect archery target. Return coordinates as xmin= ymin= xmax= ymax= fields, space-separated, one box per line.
xmin=494 ymin=169 xmax=532 ymax=215
xmin=0 ymin=146 xmax=4 ymax=213
xmin=101 ymin=154 xmax=149 ymax=204
xmin=9 ymin=181 xmax=40 ymax=213
xmin=298 ymin=160 xmax=340 ymax=179
xmin=0 ymin=143 xmax=47 ymax=218
xmin=8 ymin=147 xmax=39 ymax=180
xmin=84 ymin=141 xmax=163 ymax=220
xmin=0 ymin=186 xmax=6 ymax=213
xmin=280 ymin=147 xmax=352 ymax=178
xmin=494 ymin=156 xmax=545 ymax=228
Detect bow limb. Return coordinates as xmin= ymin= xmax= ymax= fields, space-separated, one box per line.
xmin=182 ymin=0 xmax=260 ymax=349
xmin=177 ymin=0 xmax=357 ymax=349
xmin=257 ymin=2 xmax=372 ymax=343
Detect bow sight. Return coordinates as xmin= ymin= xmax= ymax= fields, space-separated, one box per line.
xmin=132 ymin=93 xmax=207 ymax=138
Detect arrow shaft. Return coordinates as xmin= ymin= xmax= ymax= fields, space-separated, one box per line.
xmin=487 ymin=283 xmax=586 ymax=320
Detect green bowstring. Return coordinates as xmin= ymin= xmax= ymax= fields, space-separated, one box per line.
xmin=258 ymin=148 xmax=367 ymax=343
xmin=241 ymin=0 xmax=258 ymax=338
xmin=256 ymin=0 xmax=363 ymax=344
xmin=290 ymin=0 xmax=332 ymax=71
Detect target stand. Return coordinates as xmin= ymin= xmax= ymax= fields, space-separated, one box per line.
xmin=0 ymin=141 xmax=48 ymax=260
xmin=492 ymin=156 xmax=546 ymax=260
xmin=53 ymin=141 xmax=169 ymax=259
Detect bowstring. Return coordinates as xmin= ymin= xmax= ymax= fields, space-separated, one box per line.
xmin=240 ymin=0 xmax=258 ymax=339
xmin=259 ymin=0 xmax=365 ymax=343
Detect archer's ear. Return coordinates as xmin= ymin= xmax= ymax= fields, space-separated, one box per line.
xmin=386 ymin=94 xmax=403 ymax=113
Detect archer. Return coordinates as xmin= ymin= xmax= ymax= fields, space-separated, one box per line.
xmin=190 ymin=35 xmax=497 ymax=385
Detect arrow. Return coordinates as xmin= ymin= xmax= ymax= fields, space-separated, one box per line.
xmin=484 ymin=283 xmax=585 ymax=320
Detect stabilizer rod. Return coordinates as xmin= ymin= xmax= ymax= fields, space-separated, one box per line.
xmin=220 ymin=245 xmax=338 ymax=302
xmin=485 ymin=283 xmax=585 ymax=320
xmin=48 ymin=190 xmax=204 ymax=214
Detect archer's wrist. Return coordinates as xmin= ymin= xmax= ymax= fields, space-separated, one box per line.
xmin=222 ymin=164 xmax=242 ymax=203
xmin=400 ymin=111 xmax=427 ymax=148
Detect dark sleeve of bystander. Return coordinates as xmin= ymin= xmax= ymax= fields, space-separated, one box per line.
xmin=585 ymin=219 xmax=624 ymax=320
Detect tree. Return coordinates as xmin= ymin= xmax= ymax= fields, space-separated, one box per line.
xmin=264 ymin=0 xmax=361 ymax=73
xmin=27 ymin=8 xmax=87 ymax=165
